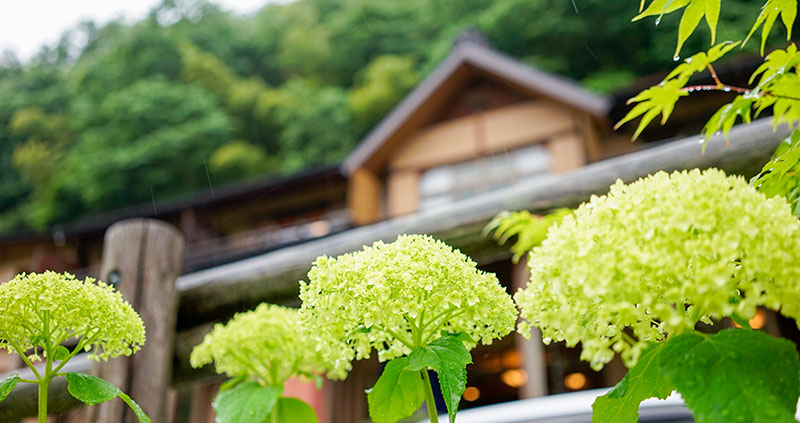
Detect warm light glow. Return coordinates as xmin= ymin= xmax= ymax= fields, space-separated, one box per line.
xmin=308 ymin=220 xmax=331 ymax=238
xmin=481 ymin=355 xmax=504 ymax=372
xmin=502 ymin=350 xmax=522 ymax=368
xmin=732 ymin=309 xmax=767 ymax=329
xmin=564 ymin=372 xmax=588 ymax=390
xmin=750 ymin=309 xmax=766 ymax=329
xmin=463 ymin=386 xmax=480 ymax=402
xmin=500 ymin=368 xmax=528 ymax=388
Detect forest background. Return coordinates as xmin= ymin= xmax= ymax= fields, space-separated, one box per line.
xmin=0 ymin=0 xmax=770 ymax=234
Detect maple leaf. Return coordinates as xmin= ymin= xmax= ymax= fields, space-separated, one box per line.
xmin=635 ymin=0 xmax=721 ymax=57
xmin=616 ymin=80 xmax=688 ymax=139
xmin=745 ymin=0 xmax=797 ymax=55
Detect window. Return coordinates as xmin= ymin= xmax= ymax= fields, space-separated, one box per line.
xmin=419 ymin=144 xmax=551 ymax=209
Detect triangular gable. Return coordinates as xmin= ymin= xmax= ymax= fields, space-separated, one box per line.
xmin=342 ymin=40 xmax=611 ymax=175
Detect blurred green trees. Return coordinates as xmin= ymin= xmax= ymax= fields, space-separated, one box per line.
xmin=0 ymin=0 xmax=774 ymax=233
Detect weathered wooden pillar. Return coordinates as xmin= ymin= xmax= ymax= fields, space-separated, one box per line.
xmin=89 ymin=219 xmax=184 ymax=423
xmin=512 ymin=259 xmax=548 ymax=398
xmin=330 ymin=357 xmax=379 ymax=423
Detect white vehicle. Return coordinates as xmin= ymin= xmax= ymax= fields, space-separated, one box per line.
xmin=418 ymin=389 xmax=692 ymax=423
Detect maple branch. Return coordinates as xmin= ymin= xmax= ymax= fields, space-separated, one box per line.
xmin=682 ymin=85 xmax=749 ymax=94
xmin=707 ymin=64 xmax=723 ymax=87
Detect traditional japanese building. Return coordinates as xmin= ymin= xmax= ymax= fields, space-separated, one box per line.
xmin=0 ymin=32 xmax=791 ymax=423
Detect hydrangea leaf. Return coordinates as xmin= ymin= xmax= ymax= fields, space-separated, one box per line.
xmin=65 ymin=372 xmax=121 ymax=405
xmin=118 ymin=393 xmax=151 ymax=423
xmin=274 ymin=397 xmax=318 ymax=423
xmin=592 ymin=342 xmax=673 ymax=423
xmin=0 ymin=374 xmax=20 ymax=403
xmin=52 ymin=345 xmax=70 ymax=361
xmin=367 ymin=356 xmax=426 ymax=423
xmin=65 ymin=372 xmax=151 ymax=423
xmin=407 ymin=334 xmax=472 ymax=423
xmin=745 ymin=0 xmax=797 ymax=54
xmin=662 ymin=330 xmax=800 ymax=423
xmin=212 ymin=381 xmax=282 ymax=423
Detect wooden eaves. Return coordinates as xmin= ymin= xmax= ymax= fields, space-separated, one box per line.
xmin=341 ymin=39 xmax=612 ymax=175
xmin=0 ymin=118 xmax=790 ymax=421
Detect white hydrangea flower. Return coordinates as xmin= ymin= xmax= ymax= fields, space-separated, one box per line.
xmin=0 ymin=271 xmax=145 ymax=361
xmin=516 ymin=169 xmax=800 ymax=370
xmin=299 ymin=234 xmax=518 ymax=380
xmin=191 ymin=303 xmax=332 ymax=386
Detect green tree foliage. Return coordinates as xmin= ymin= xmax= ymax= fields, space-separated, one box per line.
xmin=349 ymin=55 xmax=420 ymax=127
xmin=0 ymin=0 xmax=770 ymax=234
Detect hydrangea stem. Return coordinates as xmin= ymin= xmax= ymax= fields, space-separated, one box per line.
xmin=38 ymin=376 xmax=50 ymax=423
xmin=422 ymin=369 xmax=439 ymax=423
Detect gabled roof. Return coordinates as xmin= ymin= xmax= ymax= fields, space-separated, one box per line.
xmin=342 ymin=39 xmax=611 ymax=175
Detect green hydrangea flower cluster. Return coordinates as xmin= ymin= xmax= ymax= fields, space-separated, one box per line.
xmin=515 ymin=168 xmax=800 ymax=370
xmin=299 ymin=234 xmax=517 ymax=380
xmin=0 ymin=271 xmax=145 ymax=361
xmin=190 ymin=303 xmax=332 ymax=386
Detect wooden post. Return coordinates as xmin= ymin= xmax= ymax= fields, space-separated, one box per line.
xmin=512 ymin=259 xmax=548 ymax=398
xmin=89 ymin=219 xmax=184 ymax=423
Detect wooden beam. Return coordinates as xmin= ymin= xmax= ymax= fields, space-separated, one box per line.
xmin=176 ymin=118 xmax=788 ymax=327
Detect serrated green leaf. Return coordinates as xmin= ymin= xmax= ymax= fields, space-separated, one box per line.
xmin=65 ymin=373 xmax=151 ymax=423
xmin=702 ymin=94 xmax=756 ymax=149
xmin=766 ymin=74 xmax=800 ymax=128
xmin=592 ymin=342 xmax=673 ymax=423
xmin=118 ymin=393 xmax=152 ymax=423
xmin=65 ymin=372 xmax=121 ymax=405
xmin=213 ymin=381 xmax=282 ymax=423
xmin=485 ymin=209 xmax=571 ymax=263
xmin=52 ymin=345 xmax=70 ymax=361
xmin=407 ymin=335 xmax=472 ymax=423
xmin=274 ymin=397 xmax=318 ymax=423
xmin=666 ymin=41 xmax=739 ymax=83
xmin=616 ymin=80 xmax=689 ymax=139
xmin=0 ymin=374 xmax=20 ymax=403
xmin=750 ymin=44 xmax=800 ymax=90
xmin=752 ymin=129 xmax=800 ymax=217
xmin=367 ymin=356 xmax=426 ymax=423
xmin=745 ymin=0 xmax=797 ymax=54
xmin=676 ymin=0 xmax=721 ymax=57
xmin=662 ymin=330 xmax=800 ymax=423
xmin=634 ymin=0 xmax=721 ymax=56
xmin=634 ymin=0 xmax=691 ymax=23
